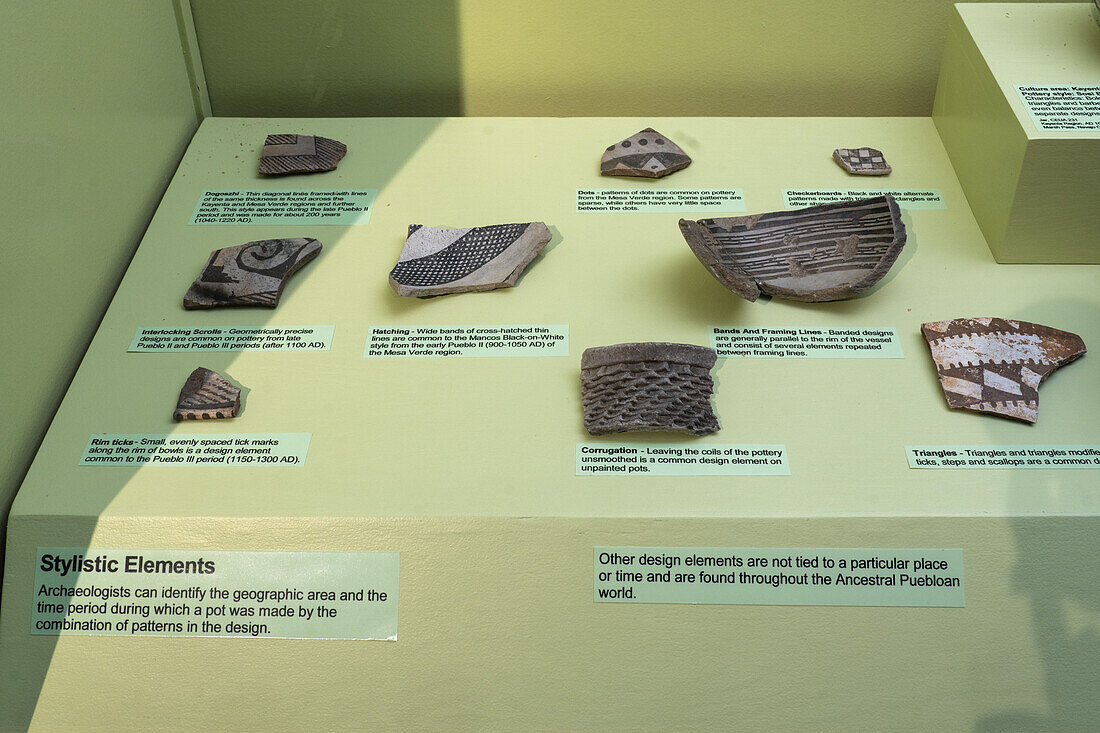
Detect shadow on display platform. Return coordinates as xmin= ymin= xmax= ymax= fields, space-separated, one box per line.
xmin=0 ymin=116 xmax=447 ymax=732
xmin=980 ymin=297 xmax=1100 ymax=733
xmin=983 ymin=517 xmax=1100 ymax=731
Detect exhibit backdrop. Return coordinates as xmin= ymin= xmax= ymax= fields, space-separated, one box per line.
xmin=191 ymin=0 xmax=1066 ymax=117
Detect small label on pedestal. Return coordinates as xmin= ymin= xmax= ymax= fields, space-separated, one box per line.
xmin=80 ymin=434 xmax=311 ymax=466
xmin=576 ymin=444 xmax=789 ymax=476
xmin=189 ymin=189 xmax=376 ymax=225
xmin=365 ymin=325 xmax=568 ymax=358
xmin=784 ymin=189 xmax=945 ymax=209
xmin=32 ymin=548 xmax=398 ymax=639
xmin=129 ymin=326 xmax=333 ymax=352
xmin=1016 ymin=86 xmax=1100 ymax=130
xmin=906 ymin=445 xmax=1100 ymax=469
xmin=594 ymin=547 xmax=964 ymax=606
xmin=576 ymin=189 xmax=746 ymax=212
xmin=711 ymin=327 xmax=903 ymax=358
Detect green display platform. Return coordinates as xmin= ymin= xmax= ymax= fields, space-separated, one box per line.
xmin=3 ymin=117 xmax=1099 ymax=731
xmin=935 ymin=3 xmax=1100 ymax=263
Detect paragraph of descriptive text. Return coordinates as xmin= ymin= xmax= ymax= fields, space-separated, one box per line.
xmin=1017 ymin=86 xmax=1100 ymax=130
xmin=366 ymin=325 xmax=567 ymax=358
xmin=784 ymin=189 xmax=945 ymax=209
xmin=190 ymin=189 xmax=377 ymax=225
xmin=129 ymin=326 xmax=333 ymax=352
xmin=711 ymin=326 xmax=903 ymax=358
xmin=32 ymin=548 xmax=398 ymax=639
xmin=576 ymin=189 xmax=746 ymax=212
xmin=80 ymin=434 xmax=311 ymax=467
xmin=577 ymin=444 xmax=789 ymax=476
xmin=907 ymin=445 xmax=1100 ymax=469
xmin=594 ymin=547 xmax=964 ymax=607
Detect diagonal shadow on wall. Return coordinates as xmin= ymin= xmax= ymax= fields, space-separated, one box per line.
xmin=0 ymin=2 xmax=462 ymax=728
xmin=189 ymin=0 xmax=464 ymax=117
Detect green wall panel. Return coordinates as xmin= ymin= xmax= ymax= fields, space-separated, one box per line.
xmin=191 ymin=0 xmax=1061 ymax=118
xmin=190 ymin=0 xmax=463 ymax=117
xmin=0 ymin=1 xmax=200 ymax=583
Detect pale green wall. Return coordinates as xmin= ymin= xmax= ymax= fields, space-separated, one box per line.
xmin=190 ymin=0 xmax=1059 ymax=118
xmin=190 ymin=0 xmax=464 ymax=117
xmin=0 ymin=2 xmax=200 ymax=583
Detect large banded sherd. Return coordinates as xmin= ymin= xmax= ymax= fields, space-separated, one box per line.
xmin=600 ymin=128 xmax=691 ymax=178
xmin=258 ymin=134 xmax=346 ymax=175
xmin=173 ymin=368 xmax=241 ymax=421
xmin=581 ymin=343 xmax=719 ymax=436
xmin=389 ymin=222 xmax=552 ymax=297
xmin=921 ymin=318 xmax=1086 ymax=423
xmin=184 ymin=237 xmax=322 ymax=309
xmin=679 ymin=195 xmax=906 ymax=302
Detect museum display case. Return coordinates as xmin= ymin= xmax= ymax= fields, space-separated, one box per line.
xmin=1 ymin=3 xmax=1097 ymax=731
